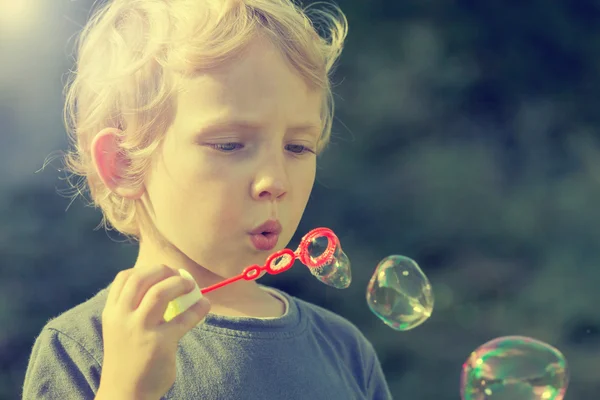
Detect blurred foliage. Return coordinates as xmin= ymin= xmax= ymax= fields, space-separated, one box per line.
xmin=2 ymin=0 xmax=600 ymax=398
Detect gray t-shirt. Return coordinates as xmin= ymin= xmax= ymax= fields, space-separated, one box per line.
xmin=22 ymin=284 xmax=392 ymax=399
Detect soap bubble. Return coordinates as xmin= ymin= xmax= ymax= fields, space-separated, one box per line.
xmin=460 ymin=336 xmax=569 ymax=400
xmin=366 ymin=255 xmax=434 ymax=331
xmin=305 ymin=234 xmax=352 ymax=289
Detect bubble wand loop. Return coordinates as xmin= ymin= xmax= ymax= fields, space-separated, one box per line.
xmin=199 ymin=227 xmax=339 ymax=295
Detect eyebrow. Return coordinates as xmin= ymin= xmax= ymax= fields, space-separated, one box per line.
xmin=193 ymin=119 xmax=321 ymax=138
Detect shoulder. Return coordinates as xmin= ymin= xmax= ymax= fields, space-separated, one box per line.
xmin=291 ymin=293 xmax=378 ymax=358
xmin=294 ymin=295 xmax=365 ymax=336
xmin=41 ymin=285 xmax=109 ymax=362
xmin=23 ymin=287 xmax=109 ymax=399
xmin=290 ymin=294 xmax=393 ymax=399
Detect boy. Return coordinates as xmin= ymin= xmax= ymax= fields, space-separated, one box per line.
xmin=22 ymin=0 xmax=393 ymax=399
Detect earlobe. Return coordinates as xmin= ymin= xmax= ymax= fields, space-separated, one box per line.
xmin=90 ymin=128 xmax=144 ymax=199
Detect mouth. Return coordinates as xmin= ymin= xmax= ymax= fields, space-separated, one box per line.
xmin=249 ymin=231 xmax=279 ymax=251
xmin=248 ymin=219 xmax=282 ymax=251
xmin=249 ymin=219 xmax=282 ymax=236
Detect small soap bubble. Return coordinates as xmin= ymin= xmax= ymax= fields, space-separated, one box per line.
xmin=366 ymin=255 xmax=434 ymax=331
xmin=460 ymin=336 xmax=569 ymax=400
xmin=307 ymin=235 xmax=351 ymax=289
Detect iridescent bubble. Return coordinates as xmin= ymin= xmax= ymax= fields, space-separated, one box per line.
xmin=306 ymin=235 xmax=351 ymax=289
xmin=460 ymin=336 xmax=569 ymax=400
xmin=366 ymin=255 xmax=433 ymax=331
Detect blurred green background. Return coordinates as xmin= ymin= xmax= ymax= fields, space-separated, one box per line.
xmin=1 ymin=0 xmax=600 ymax=398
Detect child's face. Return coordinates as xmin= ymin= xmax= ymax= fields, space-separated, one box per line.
xmin=143 ymin=37 xmax=321 ymax=279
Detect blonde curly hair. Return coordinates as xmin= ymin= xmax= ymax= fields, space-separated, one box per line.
xmin=60 ymin=0 xmax=348 ymax=242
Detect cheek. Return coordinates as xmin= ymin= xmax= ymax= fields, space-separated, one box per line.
xmin=189 ymin=165 xmax=247 ymax=222
xmin=299 ymin=162 xmax=316 ymax=188
xmin=292 ymin=164 xmax=316 ymax=204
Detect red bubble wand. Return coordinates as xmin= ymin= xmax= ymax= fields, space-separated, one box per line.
xmin=200 ymin=227 xmax=340 ymax=294
xmin=164 ymin=227 xmax=346 ymax=322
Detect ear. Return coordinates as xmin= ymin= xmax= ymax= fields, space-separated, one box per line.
xmin=90 ymin=128 xmax=145 ymax=199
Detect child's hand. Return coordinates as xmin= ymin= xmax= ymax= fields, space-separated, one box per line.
xmin=98 ymin=265 xmax=210 ymax=400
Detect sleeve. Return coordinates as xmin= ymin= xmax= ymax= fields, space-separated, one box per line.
xmin=22 ymin=328 xmax=101 ymax=400
xmin=366 ymin=343 xmax=393 ymax=400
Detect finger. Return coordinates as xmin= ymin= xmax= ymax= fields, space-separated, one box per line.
xmin=106 ymin=268 xmax=134 ymax=307
xmin=137 ymin=274 xmax=196 ymax=326
xmin=162 ymin=297 xmax=211 ymax=339
xmin=120 ymin=264 xmax=178 ymax=311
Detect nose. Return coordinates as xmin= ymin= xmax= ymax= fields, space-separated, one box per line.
xmin=251 ymin=157 xmax=288 ymax=201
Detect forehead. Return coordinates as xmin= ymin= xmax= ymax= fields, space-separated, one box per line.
xmin=174 ymin=38 xmax=322 ymax=132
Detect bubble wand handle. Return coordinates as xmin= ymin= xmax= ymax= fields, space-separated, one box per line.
xmin=200 ymin=227 xmax=338 ymax=295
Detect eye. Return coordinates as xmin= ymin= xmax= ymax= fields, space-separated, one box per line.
xmin=286 ymin=144 xmax=315 ymax=155
xmin=207 ymin=143 xmax=244 ymax=152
